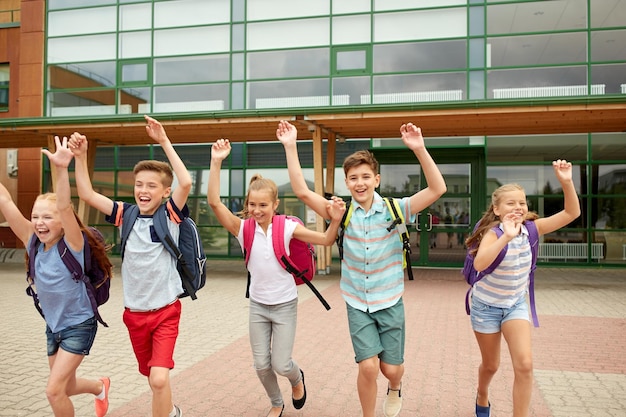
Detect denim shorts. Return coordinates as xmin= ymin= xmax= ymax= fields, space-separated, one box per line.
xmin=470 ymin=295 xmax=530 ymax=334
xmin=346 ymin=299 xmax=405 ymax=365
xmin=46 ymin=317 xmax=98 ymax=356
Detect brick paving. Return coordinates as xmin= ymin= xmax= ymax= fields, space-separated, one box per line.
xmin=0 ymin=256 xmax=624 ymax=417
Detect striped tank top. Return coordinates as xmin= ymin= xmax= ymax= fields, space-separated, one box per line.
xmin=472 ymin=224 xmax=532 ymax=308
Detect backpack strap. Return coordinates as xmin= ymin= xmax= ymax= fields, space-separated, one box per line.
xmin=270 ymin=214 xmax=288 ymax=262
xmin=383 ymin=197 xmax=413 ymax=280
xmin=477 ymin=227 xmax=506 ymax=279
xmin=242 ymin=217 xmax=256 ymax=266
xmin=336 ymin=201 xmax=353 ymax=261
xmin=120 ymin=203 xmax=139 ymax=260
xmin=464 ymin=226 xmax=506 ymax=315
xmin=152 ymin=202 xmax=198 ymax=300
xmin=242 ymin=217 xmax=256 ymax=299
xmin=57 ymin=235 xmax=108 ymax=327
xmin=525 ymin=220 xmax=540 ymax=327
xmin=25 ymin=235 xmax=44 ymax=320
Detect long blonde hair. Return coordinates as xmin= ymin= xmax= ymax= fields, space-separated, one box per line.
xmin=465 ymin=184 xmax=538 ymax=255
xmin=238 ymin=174 xmax=279 ymax=219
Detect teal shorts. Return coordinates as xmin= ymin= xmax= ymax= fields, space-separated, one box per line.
xmin=346 ymin=299 xmax=405 ymax=365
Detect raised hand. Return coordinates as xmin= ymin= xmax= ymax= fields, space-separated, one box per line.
xmin=211 ymin=138 xmax=231 ymax=162
xmin=276 ymin=120 xmax=298 ymax=146
xmin=68 ymin=132 xmax=88 ymax=157
xmin=501 ymin=212 xmax=522 ymax=238
xmin=42 ymin=135 xmax=74 ymax=168
xmin=552 ymin=159 xmax=573 ymax=183
xmin=145 ymin=115 xmax=169 ymax=144
xmin=400 ymin=123 xmax=425 ymax=151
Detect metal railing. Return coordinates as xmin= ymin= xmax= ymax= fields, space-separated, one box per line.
xmin=360 ymin=90 xmax=463 ymax=104
xmin=255 ymin=95 xmax=350 ymax=108
xmin=493 ymin=84 xmax=605 ymax=99
xmin=538 ymin=243 xmax=604 ymax=261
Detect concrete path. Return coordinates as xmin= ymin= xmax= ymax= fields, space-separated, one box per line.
xmin=0 ymin=258 xmax=624 ymax=417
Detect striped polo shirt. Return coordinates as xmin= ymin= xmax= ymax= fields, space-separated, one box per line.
xmin=473 ymin=224 xmax=532 ymax=308
xmin=340 ymin=192 xmax=414 ymax=313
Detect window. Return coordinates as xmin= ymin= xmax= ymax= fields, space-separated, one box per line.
xmin=0 ymin=64 xmax=8 ymax=110
xmin=334 ymin=46 xmax=369 ymax=75
xmin=120 ymin=60 xmax=149 ymax=85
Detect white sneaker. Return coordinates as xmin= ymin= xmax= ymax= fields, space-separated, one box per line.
xmin=383 ymin=386 xmax=402 ymax=417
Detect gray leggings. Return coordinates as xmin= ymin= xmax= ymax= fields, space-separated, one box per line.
xmin=249 ymin=298 xmax=303 ymax=407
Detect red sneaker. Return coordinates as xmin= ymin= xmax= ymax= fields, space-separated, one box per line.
xmin=95 ymin=377 xmax=110 ymax=417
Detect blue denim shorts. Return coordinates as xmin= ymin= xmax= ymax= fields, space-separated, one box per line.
xmin=46 ymin=317 xmax=98 ymax=356
xmin=470 ymin=296 xmax=530 ymax=334
xmin=346 ymin=299 xmax=405 ymax=365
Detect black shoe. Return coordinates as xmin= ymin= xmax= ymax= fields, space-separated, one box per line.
xmin=292 ymin=370 xmax=307 ymax=409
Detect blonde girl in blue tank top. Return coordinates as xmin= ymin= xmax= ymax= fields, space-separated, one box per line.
xmin=0 ymin=136 xmax=112 ymax=417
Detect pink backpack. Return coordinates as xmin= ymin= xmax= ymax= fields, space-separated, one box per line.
xmin=243 ymin=215 xmax=330 ymax=310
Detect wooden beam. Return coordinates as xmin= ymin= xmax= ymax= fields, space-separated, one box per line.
xmin=1 ymin=102 xmax=625 ymax=148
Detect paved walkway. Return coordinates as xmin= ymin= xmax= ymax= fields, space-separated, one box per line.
xmin=0 ymin=257 xmax=625 ymax=417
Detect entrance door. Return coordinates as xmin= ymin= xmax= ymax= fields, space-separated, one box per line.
xmin=374 ymin=148 xmax=485 ymax=267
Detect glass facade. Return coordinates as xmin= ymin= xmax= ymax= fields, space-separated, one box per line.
xmin=44 ymin=0 xmax=626 ymax=115
xmin=38 ymin=0 xmax=626 ymax=266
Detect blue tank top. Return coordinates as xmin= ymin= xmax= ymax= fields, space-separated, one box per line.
xmin=31 ymin=236 xmax=94 ymax=333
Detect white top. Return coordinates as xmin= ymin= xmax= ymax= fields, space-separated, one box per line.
xmin=237 ymin=218 xmax=298 ymax=305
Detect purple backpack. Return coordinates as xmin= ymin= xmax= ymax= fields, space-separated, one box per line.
xmin=461 ymin=220 xmax=540 ymax=327
xmin=26 ymin=228 xmax=111 ymax=327
xmin=243 ymin=215 xmax=330 ymax=310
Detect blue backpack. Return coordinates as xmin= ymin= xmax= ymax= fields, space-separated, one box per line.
xmin=27 ymin=227 xmax=112 ymax=327
xmin=461 ymin=220 xmax=540 ymax=327
xmin=120 ymin=202 xmax=207 ymax=300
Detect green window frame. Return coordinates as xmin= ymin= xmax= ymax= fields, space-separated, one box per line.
xmin=0 ymin=63 xmax=9 ymax=110
xmin=332 ymin=45 xmax=371 ymax=76
xmin=118 ymin=59 xmax=152 ymax=87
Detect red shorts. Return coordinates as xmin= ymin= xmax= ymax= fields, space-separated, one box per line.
xmin=123 ymin=300 xmax=181 ymax=376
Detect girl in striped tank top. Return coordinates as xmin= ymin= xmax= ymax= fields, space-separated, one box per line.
xmin=465 ymin=160 xmax=580 ymax=417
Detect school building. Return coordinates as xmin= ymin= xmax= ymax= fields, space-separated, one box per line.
xmin=1 ymin=0 xmax=625 ymax=270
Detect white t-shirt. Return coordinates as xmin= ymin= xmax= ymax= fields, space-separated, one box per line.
xmin=109 ymin=201 xmax=184 ymax=310
xmin=237 ymin=218 xmax=299 ymax=305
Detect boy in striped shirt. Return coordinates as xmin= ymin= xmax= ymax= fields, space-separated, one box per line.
xmin=278 ymin=120 xmax=446 ymax=417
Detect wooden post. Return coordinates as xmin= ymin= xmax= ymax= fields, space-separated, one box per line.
xmin=47 ymin=135 xmax=57 ymax=192
xmin=325 ymin=131 xmax=337 ymax=273
xmin=77 ymin=140 xmax=97 ymax=225
xmin=312 ymin=126 xmax=326 ymax=273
